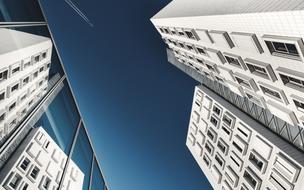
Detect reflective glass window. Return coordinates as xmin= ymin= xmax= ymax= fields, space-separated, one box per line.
xmin=0 ymin=0 xmax=44 ymax=22
xmin=91 ymin=158 xmax=106 ymax=190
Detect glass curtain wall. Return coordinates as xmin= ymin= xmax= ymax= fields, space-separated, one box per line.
xmin=0 ymin=0 xmax=107 ymax=189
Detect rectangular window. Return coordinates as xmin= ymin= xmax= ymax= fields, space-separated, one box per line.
xmin=221 ymin=125 xmax=231 ymax=137
xmin=203 ymin=154 xmax=211 ymax=167
xmin=293 ymin=99 xmax=304 ymax=112
xmin=33 ymin=55 xmax=40 ymax=63
xmin=184 ymin=29 xmax=198 ymax=40
xmin=265 ymin=40 xmax=300 ymax=59
xmin=9 ymin=102 xmax=16 ymax=111
xmin=207 ymin=128 xmax=217 ymax=142
xmin=212 ymin=104 xmax=222 ymax=117
xmin=230 ymin=151 xmax=243 ymax=171
xmin=280 ymin=73 xmax=304 ymax=89
xmin=30 ymin=166 xmax=40 ymax=179
xmin=0 ymin=91 xmax=5 ymax=101
xmin=243 ymin=168 xmax=261 ymax=189
xmin=42 ymin=176 xmax=51 ymax=189
xmin=0 ymin=69 xmax=8 ymax=82
xmin=39 ymin=66 xmax=44 ymax=73
xmin=249 ymin=152 xmax=265 ymax=172
xmin=12 ymin=66 xmax=20 ymax=74
xmin=0 ymin=112 xmax=5 ymax=123
xmin=196 ymin=46 xmax=207 ymax=55
xmin=215 ymin=153 xmax=225 ymax=168
xmin=260 ymin=85 xmax=281 ymax=100
xmin=20 ymin=157 xmax=31 ymax=171
xmin=11 ymin=83 xmax=19 ymax=93
xmin=210 ymin=115 xmax=219 ymax=128
xmin=217 ymin=139 xmax=228 ymax=155
xmin=235 ymin=76 xmax=251 ymax=89
xmin=222 ymin=112 xmax=235 ymax=128
xmin=9 ymin=173 xmax=22 ymax=189
xmin=225 ymin=55 xmax=241 ymax=67
xmin=247 ymin=63 xmax=267 ymax=76
xmin=23 ymin=61 xmax=31 ymax=69
xmin=204 ymin=141 xmax=214 ymax=155
xmin=23 ymin=77 xmax=30 ymax=86
xmin=33 ymin=71 xmax=39 ymax=78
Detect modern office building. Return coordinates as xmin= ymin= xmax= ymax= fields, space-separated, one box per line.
xmin=0 ymin=127 xmax=84 ymax=190
xmin=0 ymin=0 xmax=108 ymax=190
xmin=0 ymin=28 xmax=52 ymax=140
xmin=187 ymin=85 xmax=304 ymax=190
xmin=151 ymin=0 xmax=304 ymax=189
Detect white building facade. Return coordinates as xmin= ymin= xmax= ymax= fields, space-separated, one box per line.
xmin=187 ymin=85 xmax=304 ymax=190
xmin=0 ymin=28 xmax=52 ymax=139
xmin=151 ymin=0 xmax=304 ymax=127
xmin=0 ymin=127 xmax=84 ymax=190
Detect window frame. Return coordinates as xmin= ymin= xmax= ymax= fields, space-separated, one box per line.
xmin=263 ymin=34 xmax=304 ymax=61
xmin=258 ymin=81 xmax=289 ymax=104
xmin=244 ymin=58 xmax=277 ymax=81
xmin=223 ymin=52 xmax=247 ymax=70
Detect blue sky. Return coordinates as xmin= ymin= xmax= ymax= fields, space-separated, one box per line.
xmin=41 ymin=0 xmax=212 ymax=189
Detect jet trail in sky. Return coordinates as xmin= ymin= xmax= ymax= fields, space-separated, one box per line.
xmin=64 ymin=0 xmax=94 ymax=27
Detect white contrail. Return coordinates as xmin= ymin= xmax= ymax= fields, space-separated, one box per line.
xmin=64 ymin=0 xmax=94 ymax=27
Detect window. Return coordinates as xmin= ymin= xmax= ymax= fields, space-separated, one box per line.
xmin=230 ymin=152 xmax=241 ymax=168
xmin=207 ymin=128 xmax=217 ymax=142
xmin=221 ymin=125 xmax=231 ymax=137
xmin=196 ymin=58 xmax=204 ymax=65
xmin=210 ymin=115 xmax=219 ymax=128
xmin=203 ymin=154 xmax=211 ymax=167
xmin=265 ymin=40 xmax=300 ymax=59
xmin=23 ymin=77 xmax=30 ymax=86
xmin=9 ymin=102 xmax=16 ymax=111
xmin=9 ymin=174 xmax=22 ymax=189
xmin=33 ymin=55 xmax=40 ymax=63
xmin=42 ymin=176 xmax=51 ymax=189
xmin=42 ymin=51 xmax=47 ymax=59
xmin=246 ymin=63 xmax=267 ymax=77
xmin=249 ymin=152 xmax=264 ymax=172
xmin=11 ymin=83 xmax=19 ymax=93
xmin=0 ymin=112 xmax=5 ymax=122
xmin=22 ymin=183 xmax=28 ymax=190
xmin=212 ymin=105 xmax=222 ymax=116
xmin=23 ymin=61 xmax=31 ymax=69
xmin=0 ymin=69 xmax=8 ymax=82
xmin=178 ymin=42 xmax=185 ymax=48
xmin=224 ymin=55 xmax=241 ymax=67
xmin=20 ymin=157 xmax=30 ymax=171
xmin=46 ymin=62 xmax=51 ymax=68
xmin=30 ymin=166 xmax=40 ymax=179
xmin=243 ymin=169 xmax=260 ymax=189
xmin=260 ymin=85 xmax=281 ymax=100
xmin=215 ymin=153 xmax=224 ymax=168
xmin=232 ymin=141 xmax=243 ymax=153
xmin=12 ymin=66 xmax=20 ymax=74
xmin=222 ymin=113 xmax=235 ymax=128
xmin=196 ymin=46 xmax=207 ymax=55
xmin=184 ymin=29 xmax=198 ymax=40
xmin=293 ymin=99 xmax=304 ymax=112
xmin=217 ymin=139 xmax=228 ymax=155
xmin=33 ymin=71 xmax=38 ymax=78
xmin=235 ymin=76 xmax=251 ymax=89
xmin=205 ymin=141 xmax=214 ymax=155
xmin=39 ymin=66 xmax=44 ymax=72
xmin=280 ymin=73 xmax=304 ymax=89
xmin=0 ymin=91 xmax=5 ymax=101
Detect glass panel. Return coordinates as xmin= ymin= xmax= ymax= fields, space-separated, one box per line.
xmin=286 ymin=43 xmax=299 ymax=55
xmin=0 ymin=0 xmax=45 ymax=22
xmin=34 ymin=79 xmax=80 ymax=154
xmin=272 ymin=42 xmax=287 ymax=52
xmin=0 ymin=25 xmax=64 ymax=143
xmin=91 ymin=158 xmax=106 ymax=190
xmin=62 ymin=124 xmax=93 ymax=190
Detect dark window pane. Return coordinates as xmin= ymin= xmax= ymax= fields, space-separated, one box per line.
xmin=0 ymin=0 xmax=44 ymax=22
xmin=91 ymin=158 xmax=106 ymax=190
xmin=286 ymin=43 xmax=299 ymax=55
xmin=272 ymin=42 xmax=287 ymax=52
